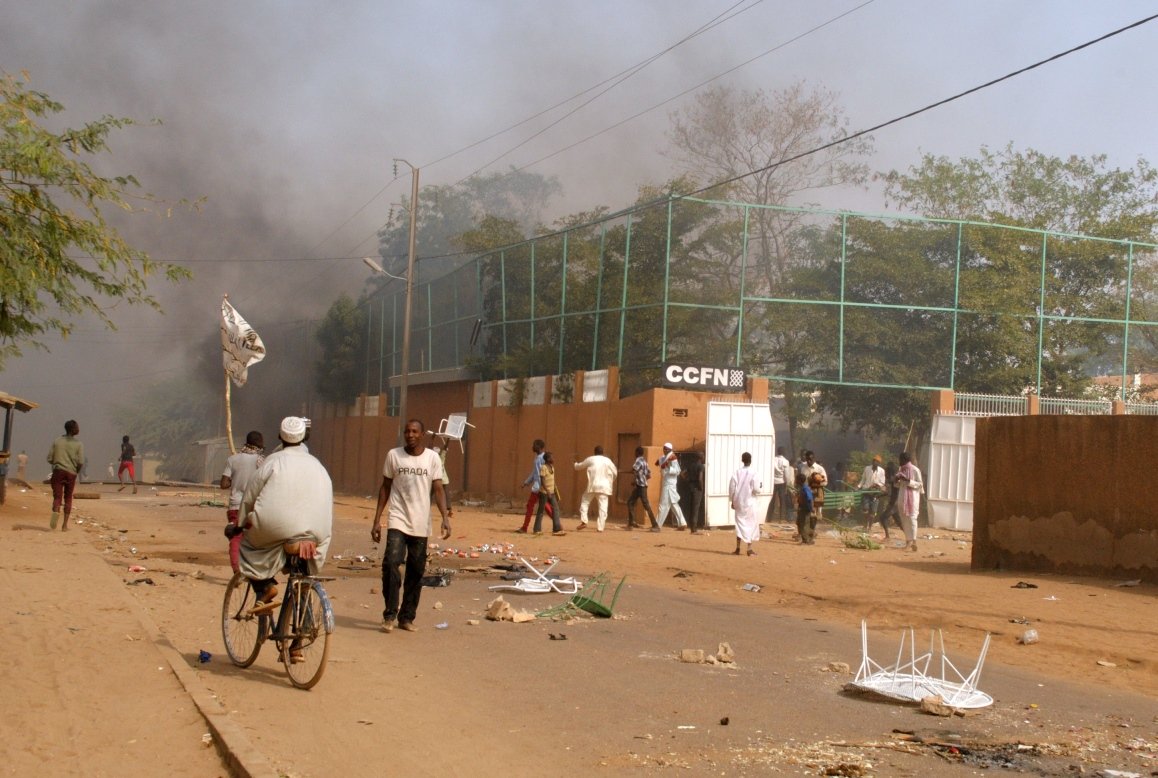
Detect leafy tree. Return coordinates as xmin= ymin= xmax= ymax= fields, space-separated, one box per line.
xmin=0 ymin=73 xmax=189 ymax=369
xmin=314 ymin=294 xmax=367 ymax=404
xmin=373 ymin=169 xmax=560 ymax=282
xmin=882 ymin=145 xmax=1158 ymax=395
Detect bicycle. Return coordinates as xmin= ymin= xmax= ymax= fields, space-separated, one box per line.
xmin=221 ymin=550 xmax=335 ymax=689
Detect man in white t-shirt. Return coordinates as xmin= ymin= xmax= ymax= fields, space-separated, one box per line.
xmin=770 ymin=446 xmax=792 ymax=522
xmin=371 ymin=419 xmax=451 ymax=633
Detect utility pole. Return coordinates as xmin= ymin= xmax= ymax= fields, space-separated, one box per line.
xmin=395 ymin=159 xmax=419 ymax=443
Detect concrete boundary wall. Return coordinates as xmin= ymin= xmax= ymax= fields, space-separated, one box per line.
xmin=972 ymin=415 xmax=1158 ymax=582
xmin=310 ymin=367 xmax=770 ymax=521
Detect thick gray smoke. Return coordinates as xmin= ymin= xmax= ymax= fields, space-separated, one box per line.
xmin=3 ymin=1 xmax=1154 ymax=473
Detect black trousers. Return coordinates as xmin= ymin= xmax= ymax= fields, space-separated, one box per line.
xmin=626 ymin=485 xmax=657 ymax=526
xmin=382 ymin=528 xmax=427 ymax=625
xmin=687 ymin=488 xmax=704 ymax=531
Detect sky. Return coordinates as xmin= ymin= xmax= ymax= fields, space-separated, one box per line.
xmin=4 ymin=0 xmax=1158 ymax=473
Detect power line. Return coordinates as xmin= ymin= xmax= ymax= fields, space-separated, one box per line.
xmin=333 ymin=0 xmax=769 ymax=261
xmin=501 ymin=0 xmax=876 ymax=176
xmin=687 ymin=10 xmax=1158 ymax=200
xmin=452 ymin=0 xmax=767 ymax=183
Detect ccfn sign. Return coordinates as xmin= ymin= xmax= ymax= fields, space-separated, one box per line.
xmin=662 ymin=363 xmax=746 ymax=392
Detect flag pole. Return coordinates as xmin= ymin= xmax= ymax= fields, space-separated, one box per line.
xmin=225 ymin=368 xmax=236 ymax=455
xmin=223 ymin=295 xmax=236 ymax=455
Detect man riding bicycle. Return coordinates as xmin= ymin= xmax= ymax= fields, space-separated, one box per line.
xmin=233 ymin=417 xmax=333 ymax=613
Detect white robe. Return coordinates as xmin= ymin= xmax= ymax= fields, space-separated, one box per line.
xmin=730 ymin=465 xmax=760 ymax=543
xmin=239 ymin=446 xmax=333 ymax=580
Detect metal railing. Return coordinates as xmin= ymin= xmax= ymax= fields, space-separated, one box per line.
xmin=1038 ymin=398 xmax=1113 ymax=415
xmin=952 ymin=393 xmax=1027 ymax=417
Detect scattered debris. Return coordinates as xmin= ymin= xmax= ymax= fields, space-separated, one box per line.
xmin=466 ymin=619 xmax=480 ymax=626
xmin=548 ymin=633 xmax=567 ymax=641
xmin=434 ymin=622 xmax=449 ymax=630
xmin=198 ymin=650 xmax=212 ymax=663
xmin=680 ymin=648 xmax=705 ymax=664
xmin=485 ymin=595 xmax=536 ymax=623
xmin=1113 ymin=579 xmax=1142 ymax=588
xmin=190 ymin=570 xmax=205 ymax=580
xmin=678 ymin=644 xmax=735 ymax=665
xmin=128 ymin=565 xmax=147 ymax=573
xmin=1011 ymin=581 xmax=1038 ymax=589
xmin=841 ymin=532 xmax=881 ymax=550
xmin=741 ymin=583 xmax=761 ymax=592
xmin=826 ymin=661 xmax=851 ymax=674
xmin=1018 ymin=629 xmax=1039 ymax=645
xmin=1096 ymin=659 xmax=1117 ymax=668
xmin=127 ymin=577 xmax=155 ymax=586
xmin=201 ymin=733 xmax=213 ymax=748
xmin=1009 ymin=616 xmax=1030 ymax=624
xmin=719 ymin=716 xmax=729 ymax=726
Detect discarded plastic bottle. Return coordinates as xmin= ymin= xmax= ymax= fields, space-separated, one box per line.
xmin=1019 ymin=629 xmax=1039 ymax=645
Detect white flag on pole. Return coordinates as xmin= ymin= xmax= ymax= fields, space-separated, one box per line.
xmin=221 ymin=298 xmax=266 ymax=387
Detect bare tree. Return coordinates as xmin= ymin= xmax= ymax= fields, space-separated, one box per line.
xmin=665 ymin=82 xmax=874 ymax=453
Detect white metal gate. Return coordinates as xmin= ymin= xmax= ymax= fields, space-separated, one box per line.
xmin=704 ymin=402 xmax=775 ymax=528
xmin=927 ymin=414 xmax=975 ymax=531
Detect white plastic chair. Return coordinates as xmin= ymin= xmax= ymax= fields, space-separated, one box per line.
xmin=488 ymin=557 xmax=582 ymax=596
xmin=435 ymin=412 xmax=476 ymax=452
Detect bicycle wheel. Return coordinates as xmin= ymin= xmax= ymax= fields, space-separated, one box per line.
xmin=222 ymin=572 xmax=266 ymax=667
xmin=282 ymin=581 xmax=333 ymax=689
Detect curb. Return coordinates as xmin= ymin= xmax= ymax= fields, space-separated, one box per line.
xmin=102 ymin=555 xmax=279 ymax=777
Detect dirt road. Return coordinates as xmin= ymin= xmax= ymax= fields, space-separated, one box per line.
xmin=3 ymin=481 xmax=1155 ymax=776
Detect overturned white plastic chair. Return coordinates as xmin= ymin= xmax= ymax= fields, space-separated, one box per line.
xmin=488 ymin=557 xmax=582 ymax=596
xmin=848 ymin=620 xmax=993 ymax=708
xmin=435 ymin=412 xmax=476 ymax=452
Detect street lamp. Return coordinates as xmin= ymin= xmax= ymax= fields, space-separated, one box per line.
xmin=394 ymin=159 xmax=419 ymax=442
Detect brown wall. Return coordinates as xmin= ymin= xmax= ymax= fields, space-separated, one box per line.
xmin=311 ymin=380 xmax=474 ymax=496
xmin=972 ymin=415 xmax=1158 ymax=582
xmin=311 ymin=369 xmax=768 ymax=522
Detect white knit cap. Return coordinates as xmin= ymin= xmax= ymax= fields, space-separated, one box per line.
xmin=663 ymin=442 xmax=673 ymax=450
xmin=280 ymin=416 xmax=309 ymax=444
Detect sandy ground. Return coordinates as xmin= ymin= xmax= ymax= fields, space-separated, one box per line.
xmin=2 ymin=479 xmax=1156 ymax=777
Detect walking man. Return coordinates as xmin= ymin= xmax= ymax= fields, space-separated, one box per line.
xmin=47 ymin=420 xmax=84 ymax=531
xmin=517 ymin=439 xmax=552 ymax=533
xmin=221 ymin=430 xmax=265 ymax=573
xmin=684 ymin=451 xmax=706 ymax=534
xmin=730 ymin=452 xmax=761 ymax=556
xmin=770 ymin=446 xmax=792 ymax=522
xmin=574 ymin=445 xmax=618 ymax=532
xmin=895 ymin=452 xmax=924 ymax=552
xmin=117 ymin=435 xmax=138 ymax=493
xmin=655 ymin=443 xmax=686 ymax=529
xmin=371 ymin=419 xmax=451 ymax=633
xmin=857 ymin=455 xmax=888 ymax=532
xmin=626 ymin=446 xmax=658 ymax=531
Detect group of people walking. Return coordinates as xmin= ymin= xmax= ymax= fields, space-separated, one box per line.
xmin=517 ymin=438 xmax=924 ymax=552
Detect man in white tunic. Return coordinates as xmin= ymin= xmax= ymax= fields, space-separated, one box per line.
xmin=730 ymin=452 xmax=761 ymax=556
xmin=238 ymin=417 xmax=332 ymax=602
xmin=371 ymin=419 xmax=452 ymax=633
xmin=574 ymin=445 xmax=618 ymax=532
xmin=655 ymin=443 xmax=686 ymax=529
